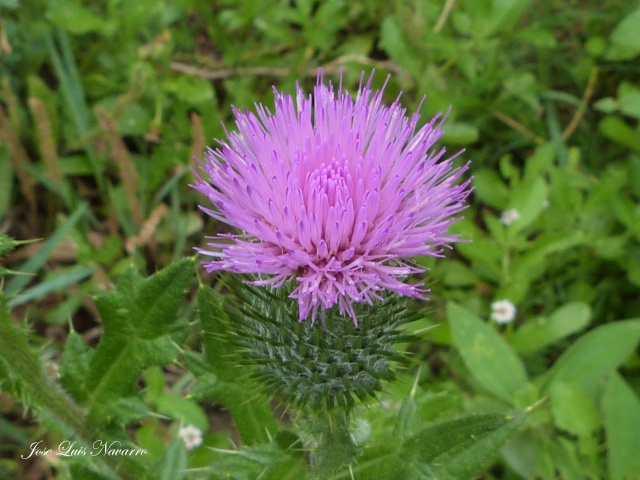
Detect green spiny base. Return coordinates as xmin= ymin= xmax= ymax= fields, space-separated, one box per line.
xmin=225 ymin=279 xmax=419 ymax=413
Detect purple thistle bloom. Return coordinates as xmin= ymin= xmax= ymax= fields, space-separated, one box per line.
xmin=193 ymin=72 xmax=472 ymax=324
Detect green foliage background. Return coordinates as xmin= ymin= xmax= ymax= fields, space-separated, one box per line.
xmin=1 ymin=0 xmax=640 ymax=479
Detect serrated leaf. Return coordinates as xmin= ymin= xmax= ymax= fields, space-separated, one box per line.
xmin=260 ymin=456 xmax=307 ymax=480
xmin=198 ymin=285 xmax=242 ymax=382
xmin=540 ymin=319 xmax=640 ymax=396
xmin=448 ymin=303 xmax=528 ymax=403
xmin=85 ymin=259 xmax=193 ymax=418
xmin=510 ymin=302 xmax=591 ymax=354
xmin=401 ymin=411 xmax=527 ymax=480
xmin=59 ymin=329 xmax=94 ymax=402
xmin=328 ymin=444 xmax=407 ymax=480
xmin=603 ymin=373 xmax=640 ymax=480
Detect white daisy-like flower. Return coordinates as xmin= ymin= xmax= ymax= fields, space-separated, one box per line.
xmin=490 ymin=299 xmax=517 ymax=324
xmin=500 ymin=208 xmax=521 ymax=226
xmin=178 ymin=425 xmax=203 ymax=450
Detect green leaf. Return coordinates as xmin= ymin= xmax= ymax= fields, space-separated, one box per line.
xmin=524 ymin=142 xmax=556 ymax=180
xmin=393 ymin=377 xmax=420 ymax=441
xmin=5 ymin=202 xmax=89 ymax=296
xmin=549 ymin=382 xmax=599 ymax=438
xmin=402 ymin=411 xmax=527 ymax=480
xmin=85 ymin=259 xmax=194 ymax=418
xmin=327 ymin=444 xmax=407 ymax=480
xmin=379 ymin=17 xmax=419 ymax=78
xmin=0 ymin=0 xmax=18 ymax=8
xmin=7 ymin=265 xmax=95 ymax=308
xmin=540 ymin=319 xmax=640 ymax=396
xmin=0 ymin=146 xmax=13 ymax=218
xmin=603 ymin=373 xmax=640 ymax=480
xmin=197 ymin=380 xmax=277 ymax=446
xmin=599 ymin=116 xmax=640 ymax=151
xmin=509 ymin=302 xmax=591 ymax=354
xmin=158 ymin=440 xmax=188 ymax=480
xmin=156 ymin=393 xmax=208 ymax=432
xmin=198 ymin=285 xmax=241 ymax=383
xmin=47 ymin=1 xmax=106 ymax=34
xmin=610 ymin=9 xmax=640 ymax=52
xmin=472 ymin=168 xmax=510 ymax=209
xmin=441 ymin=122 xmax=480 ymax=146
xmin=59 ymin=329 xmax=94 ymax=403
xmin=508 ymin=176 xmax=548 ymax=233
xmin=448 ymin=303 xmax=528 ymax=403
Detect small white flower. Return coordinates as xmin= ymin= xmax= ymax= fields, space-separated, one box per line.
xmin=179 ymin=425 xmax=203 ymax=450
xmin=491 ymin=299 xmax=517 ymax=324
xmin=500 ymin=208 xmax=521 ymax=226
xmin=351 ymin=418 xmax=372 ymax=444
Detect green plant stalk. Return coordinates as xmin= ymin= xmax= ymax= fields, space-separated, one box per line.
xmin=0 ymin=302 xmax=138 ymax=480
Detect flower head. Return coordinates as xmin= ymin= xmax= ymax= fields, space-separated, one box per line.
xmin=193 ymin=72 xmax=471 ymax=323
xmin=178 ymin=425 xmax=203 ymax=450
xmin=491 ymin=299 xmax=517 ymax=324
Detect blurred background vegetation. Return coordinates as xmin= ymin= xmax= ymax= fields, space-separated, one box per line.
xmin=1 ymin=0 xmax=640 ymax=479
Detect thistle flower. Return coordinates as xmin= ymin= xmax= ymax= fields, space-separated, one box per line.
xmin=193 ymin=72 xmax=471 ymax=323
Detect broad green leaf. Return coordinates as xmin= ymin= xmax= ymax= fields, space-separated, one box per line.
xmin=510 ymin=302 xmax=591 ymax=354
xmin=448 ymin=303 xmax=528 ymax=402
xmin=507 ymin=176 xmax=548 ymax=233
xmin=196 ymin=380 xmax=278 ymax=446
xmin=158 ymin=440 xmax=188 ymax=480
xmin=540 ymin=319 xmax=640 ymax=396
xmin=471 ymin=168 xmax=509 ymax=209
xmin=603 ymin=373 xmax=640 ymax=480
xmin=402 ymin=411 xmax=527 ymax=480
xmin=438 ymin=260 xmax=482 ymax=287
xmin=47 ymin=1 xmax=106 ymax=34
xmin=441 ymin=122 xmax=479 ymax=145
xmin=599 ymin=116 xmax=640 ymax=151
xmin=610 ymin=9 xmax=640 ymax=51
xmin=156 ymin=393 xmax=209 ymax=432
xmin=549 ymin=382 xmax=599 ymax=438
xmin=379 ymin=17 xmax=419 ymax=78
xmin=86 ymin=259 xmax=194 ymax=417
xmin=524 ymin=142 xmax=556 ymax=180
